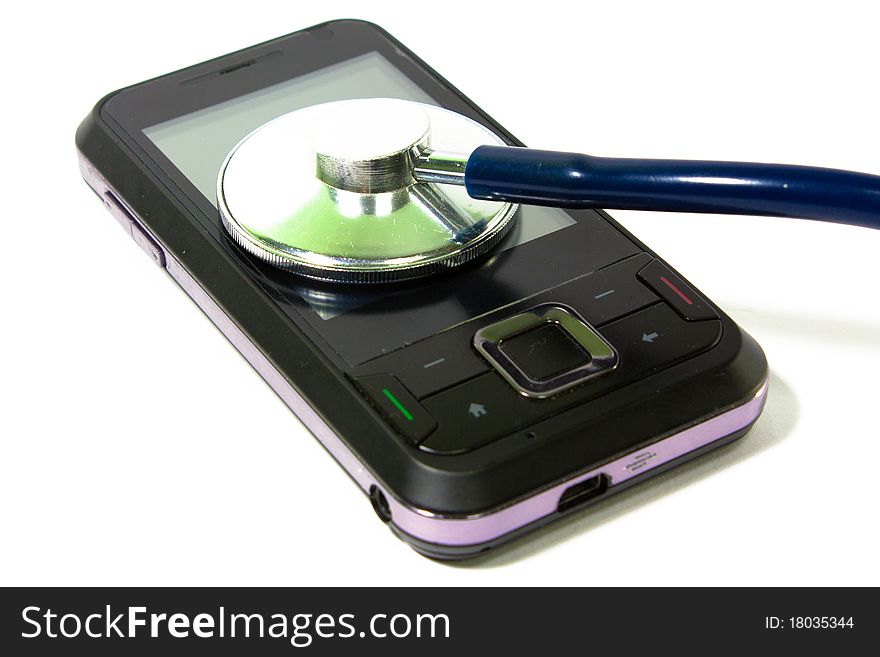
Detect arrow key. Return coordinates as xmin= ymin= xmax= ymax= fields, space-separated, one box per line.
xmin=468 ymin=402 xmax=488 ymax=418
xmin=420 ymin=373 xmax=542 ymax=454
xmin=600 ymin=303 xmax=721 ymax=376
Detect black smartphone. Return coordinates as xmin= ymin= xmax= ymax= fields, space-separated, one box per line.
xmin=76 ymin=19 xmax=768 ymax=559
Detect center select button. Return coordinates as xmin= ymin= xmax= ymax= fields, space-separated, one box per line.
xmin=474 ymin=304 xmax=619 ymax=399
xmin=500 ymin=323 xmax=591 ymax=380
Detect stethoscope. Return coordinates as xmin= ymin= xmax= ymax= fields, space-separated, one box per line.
xmin=217 ymin=98 xmax=880 ymax=284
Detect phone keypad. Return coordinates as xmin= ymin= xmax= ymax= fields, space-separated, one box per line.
xmin=419 ymin=306 xmax=720 ymax=454
xmin=350 ymin=254 xmax=723 ymax=454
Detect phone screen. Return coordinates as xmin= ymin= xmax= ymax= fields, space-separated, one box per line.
xmin=134 ymin=49 xmax=638 ymax=366
xmin=144 ymin=52 xmax=575 ymax=320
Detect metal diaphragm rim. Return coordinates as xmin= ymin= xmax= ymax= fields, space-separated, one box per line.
xmin=217 ymin=99 xmax=518 ymax=284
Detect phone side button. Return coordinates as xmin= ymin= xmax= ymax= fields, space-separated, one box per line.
xmin=103 ymin=191 xmax=166 ymax=268
xmin=130 ymin=220 xmax=166 ymax=268
xmin=352 ymin=374 xmax=437 ymax=446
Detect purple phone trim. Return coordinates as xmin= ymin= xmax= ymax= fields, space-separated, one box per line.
xmin=81 ymin=155 xmax=768 ymax=550
xmin=386 ymin=381 xmax=767 ymax=545
xmin=167 ymin=235 xmax=767 ymax=547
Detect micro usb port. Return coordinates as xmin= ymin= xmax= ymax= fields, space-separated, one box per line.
xmin=557 ymin=474 xmax=610 ymax=513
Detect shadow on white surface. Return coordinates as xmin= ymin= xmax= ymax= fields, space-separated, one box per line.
xmin=449 ymin=372 xmax=798 ymax=568
xmin=727 ymin=308 xmax=880 ymax=348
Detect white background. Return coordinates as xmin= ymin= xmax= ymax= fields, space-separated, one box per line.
xmin=1 ymin=0 xmax=878 ymax=586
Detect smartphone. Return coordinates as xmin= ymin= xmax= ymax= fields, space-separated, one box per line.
xmin=77 ymin=19 xmax=768 ymax=559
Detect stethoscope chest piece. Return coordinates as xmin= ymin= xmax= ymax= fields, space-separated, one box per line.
xmin=218 ymin=98 xmax=517 ymax=283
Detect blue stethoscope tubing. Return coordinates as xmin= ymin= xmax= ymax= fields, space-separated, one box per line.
xmin=464 ymin=146 xmax=880 ymax=230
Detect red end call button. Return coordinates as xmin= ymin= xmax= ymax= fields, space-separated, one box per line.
xmin=637 ymin=260 xmax=718 ymax=321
